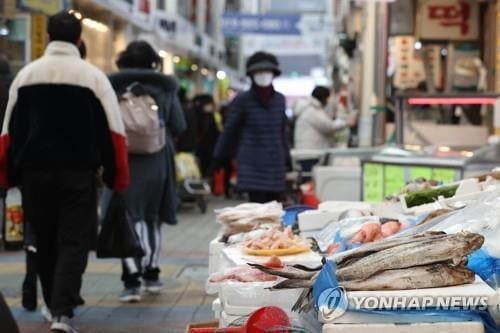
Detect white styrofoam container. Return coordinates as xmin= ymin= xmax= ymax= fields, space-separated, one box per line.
xmin=298 ymin=210 xmax=343 ymax=232
xmin=219 ymin=311 xmax=246 ymax=328
xmin=219 ymin=282 xmax=302 ymax=310
xmin=314 ymin=166 xmax=362 ymax=202
xmin=212 ymin=298 xmax=222 ymax=320
xmin=208 ymin=236 xmax=225 ymax=275
xmin=318 ymin=201 xmax=371 ymax=211
xmin=323 ymin=322 xmax=484 ymax=333
xmin=322 ymin=277 xmax=496 ymax=325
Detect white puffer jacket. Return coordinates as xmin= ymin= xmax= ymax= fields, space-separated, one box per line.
xmin=294 ymin=98 xmax=347 ymax=149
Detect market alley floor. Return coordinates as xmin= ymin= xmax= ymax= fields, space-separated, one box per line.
xmin=0 ymin=198 xmax=233 ymax=333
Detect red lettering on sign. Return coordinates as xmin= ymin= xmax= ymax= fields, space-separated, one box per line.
xmin=427 ymin=2 xmax=470 ymax=35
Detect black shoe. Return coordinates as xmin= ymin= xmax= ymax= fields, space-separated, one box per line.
xmin=21 ymin=273 xmax=37 ymax=311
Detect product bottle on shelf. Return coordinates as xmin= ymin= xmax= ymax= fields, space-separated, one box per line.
xmin=4 ymin=188 xmax=23 ymax=251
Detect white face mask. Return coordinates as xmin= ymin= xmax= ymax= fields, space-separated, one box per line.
xmin=203 ymin=104 xmax=214 ymax=113
xmin=253 ymin=72 xmax=274 ymax=87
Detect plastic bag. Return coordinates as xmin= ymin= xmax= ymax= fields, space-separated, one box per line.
xmin=96 ymin=193 xmax=144 ymax=259
xmin=215 ymin=201 xmax=284 ymax=235
xmin=402 ymin=188 xmax=500 ymax=283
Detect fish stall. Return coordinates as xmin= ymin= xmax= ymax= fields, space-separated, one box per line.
xmin=195 ymin=171 xmax=500 ymax=333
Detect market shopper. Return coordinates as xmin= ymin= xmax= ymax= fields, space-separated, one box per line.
xmin=213 ymin=51 xmax=290 ymax=203
xmin=0 ymin=11 xmax=129 ymax=333
xmin=194 ymin=94 xmax=221 ymax=177
xmin=294 ymin=86 xmax=356 ymax=150
xmin=108 ymin=41 xmax=186 ymax=302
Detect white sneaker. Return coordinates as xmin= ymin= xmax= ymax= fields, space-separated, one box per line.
xmin=41 ymin=305 xmax=52 ymax=322
xmin=119 ymin=288 xmax=141 ymax=303
xmin=143 ymin=280 xmax=164 ymax=294
xmin=51 ymin=316 xmax=78 ymax=333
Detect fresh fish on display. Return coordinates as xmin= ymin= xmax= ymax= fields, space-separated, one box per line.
xmin=336 ymin=232 xmax=484 ymax=281
xmin=341 ymin=263 xmax=475 ymax=291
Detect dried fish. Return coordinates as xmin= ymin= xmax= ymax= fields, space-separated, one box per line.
xmin=247 ymin=263 xmax=316 ymax=280
xmin=333 ymin=231 xmax=447 ymax=268
xmin=342 ymin=263 xmax=475 ymax=291
xmin=336 ymin=232 xmax=483 ymax=281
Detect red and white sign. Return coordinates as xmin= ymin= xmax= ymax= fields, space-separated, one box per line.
xmin=417 ymin=0 xmax=478 ymax=41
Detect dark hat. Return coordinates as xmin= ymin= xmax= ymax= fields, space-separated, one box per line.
xmin=246 ymin=51 xmax=281 ymax=76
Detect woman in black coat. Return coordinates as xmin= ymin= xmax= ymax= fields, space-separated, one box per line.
xmin=107 ymin=41 xmax=186 ymax=302
xmin=213 ymin=52 xmax=290 ymax=203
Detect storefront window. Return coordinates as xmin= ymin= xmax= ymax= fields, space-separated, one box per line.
xmin=0 ymin=15 xmax=29 ymax=74
xmin=178 ymin=0 xmax=192 ymax=20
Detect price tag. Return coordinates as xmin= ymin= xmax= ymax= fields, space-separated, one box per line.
xmin=432 ymin=168 xmax=457 ymax=184
xmin=410 ymin=167 xmax=432 ymax=181
xmin=385 ymin=165 xmax=406 ymax=197
xmin=364 ymin=163 xmax=384 ymax=202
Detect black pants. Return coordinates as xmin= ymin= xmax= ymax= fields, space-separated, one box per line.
xmin=248 ymin=191 xmax=282 ymax=204
xmin=0 ymin=291 xmax=19 ymax=333
xmin=121 ymin=219 xmax=162 ymax=289
xmin=21 ymin=169 xmax=97 ymax=318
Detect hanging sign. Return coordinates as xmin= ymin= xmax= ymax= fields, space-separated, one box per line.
xmin=0 ymin=0 xmax=17 ymax=18
xmin=22 ymin=0 xmax=65 ymax=15
xmin=31 ymin=13 xmax=47 ymax=60
xmin=417 ymin=0 xmax=479 ymax=41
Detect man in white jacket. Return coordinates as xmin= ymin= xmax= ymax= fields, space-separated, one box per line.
xmin=294 ymin=86 xmax=355 ymax=149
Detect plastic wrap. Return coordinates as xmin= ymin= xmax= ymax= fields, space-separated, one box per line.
xmin=316 ymin=215 xmax=416 ymax=253
xmin=206 ymin=265 xmax=279 ymax=295
xmin=215 ymin=201 xmax=284 ymax=236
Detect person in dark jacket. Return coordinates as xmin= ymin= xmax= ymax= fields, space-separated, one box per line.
xmin=108 ymin=41 xmax=186 ymax=303
xmin=194 ymin=94 xmax=220 ymax=177
xmin=0 ymin=11 xmax=129 ymax=332
xmin=176 ymin=88 xmax=198 ymax=153
xmin=213 ymin=51 xmax=290 ymax=203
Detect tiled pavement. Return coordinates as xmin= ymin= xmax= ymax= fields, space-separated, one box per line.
xmin=0 ymin=198 xmax=234 ymax=333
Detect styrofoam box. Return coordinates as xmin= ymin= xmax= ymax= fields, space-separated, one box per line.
xmin=208 ymin=236 xmax=225 ymax=275
xmin=221 ymin=246 xmax=323 ymax=268
xmin=314 ymin=166 xmax=362 ymax=202
xmin=318 ymin=201 xmax=371 ymax=211
xmin=323 ymin=322 xmax=484 ymax=333
xmin=219 ymin=282 xmax=302 ymax=309
xmin=219 ymin=311 xmax=246 ymax=328
xmin=298 ymin=210 xmax=343 ymax=232
xmin=218 ymin=304 xmax=316 ymax=330
xmin=323 ymin=277 xmax=497 ymax=325
xmin=212 ymin=298 xmax=222 ymax=320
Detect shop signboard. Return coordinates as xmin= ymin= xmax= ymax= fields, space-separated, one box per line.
xmin=132 ymin=0 xmax=155 ymax=29
xmin=222 ymin=13 xmax=300 ymax=36
xmin=31 ymin=13 xmax=46 ymax=60
xmin=241 ymin=34 xmax=326 ymax=56
xmin=155 ymin=12 xmax=196 ymax=52
xmin=21 ymin=0 xmax=68 ymax=15
xmin=93 ymin=0 xmax=154 ymax=30
xmin=222 ymin=13 xmax=332 ymax=36
xmin=416 ymin=0 xmax=479 ymax=41
xmin=0 ymin=0 xmax=17 ymax=18
xmin=390 ymin=0 xmax=414 ymax=35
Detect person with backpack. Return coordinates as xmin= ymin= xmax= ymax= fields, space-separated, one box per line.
xmin=0 ymin=11 xmax=129 ymax=332
xmin=108 ymin=41 xmax=186 ymax=302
